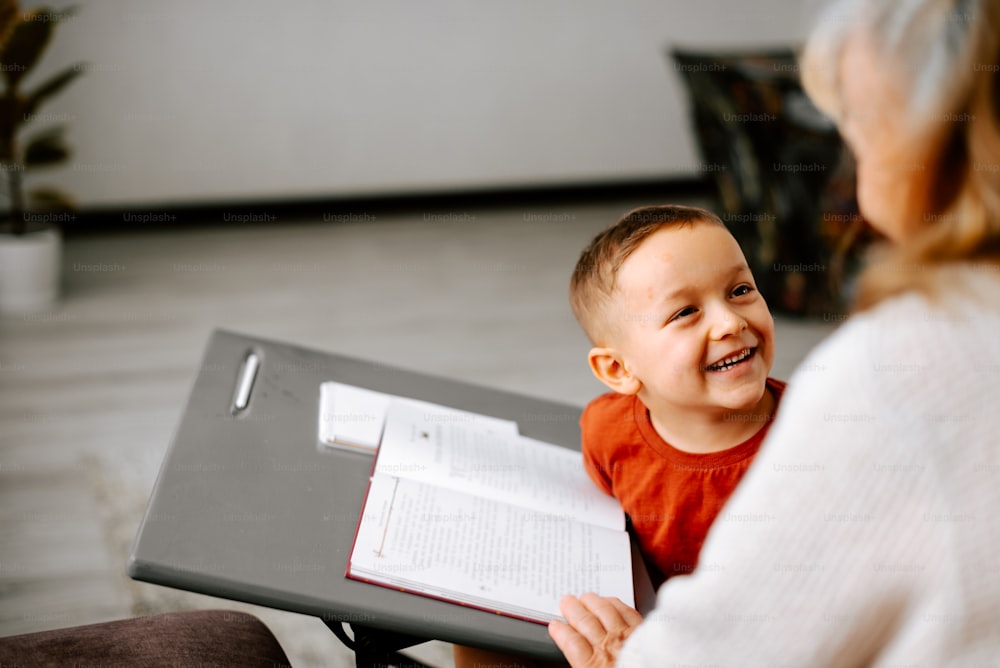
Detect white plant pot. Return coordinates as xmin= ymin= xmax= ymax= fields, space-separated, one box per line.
xmin=0 ymin=226 xmax=62 ymax=315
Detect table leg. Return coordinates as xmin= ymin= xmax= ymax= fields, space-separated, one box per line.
xmin=323 ymin=619 xmax=435 ymax=668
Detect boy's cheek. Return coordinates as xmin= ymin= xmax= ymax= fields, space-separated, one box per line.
xmin=755 ymin=311 xmax=777 ymax=350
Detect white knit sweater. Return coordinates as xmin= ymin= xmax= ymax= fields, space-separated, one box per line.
xmin=619 ymin=266 xmax=1000 ymax=667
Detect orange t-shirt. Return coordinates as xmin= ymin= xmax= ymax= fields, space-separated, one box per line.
xmin=581 ymin=378 xmax=785 ymax=588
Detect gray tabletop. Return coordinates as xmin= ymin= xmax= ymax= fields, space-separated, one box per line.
xmin=128 ymin=329 xmax=652 ymax=659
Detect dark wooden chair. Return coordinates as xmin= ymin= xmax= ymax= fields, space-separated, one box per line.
xmin=0 ymin=609 xmax=291 ymax=667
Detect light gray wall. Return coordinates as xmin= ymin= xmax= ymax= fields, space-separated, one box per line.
xmin=27 ymin=0 xmax=820 ymax=208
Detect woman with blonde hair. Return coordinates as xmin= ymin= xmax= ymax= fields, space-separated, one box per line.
xmin=549 ymin=0 xmax=1000 ymax=664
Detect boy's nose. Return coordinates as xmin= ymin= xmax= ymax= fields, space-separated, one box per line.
xmin=710 ymin=305 xmax=747 ymax=339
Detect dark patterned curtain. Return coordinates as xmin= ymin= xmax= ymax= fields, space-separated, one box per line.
xmin=670 ymin=48 xmax=876 ymax=317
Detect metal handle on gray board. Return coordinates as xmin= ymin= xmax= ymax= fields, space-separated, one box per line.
xmin=232 ymin=351 xmax=260 ymax=414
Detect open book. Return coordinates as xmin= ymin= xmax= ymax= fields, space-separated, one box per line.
xmin=318 ymin=381 xmax=520 ymax=454
xmin=346 ymin=396 xmax=634 ymax=624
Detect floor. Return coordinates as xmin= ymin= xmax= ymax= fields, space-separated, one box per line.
xmin=0 ymin=195 xmax=839 ymax=666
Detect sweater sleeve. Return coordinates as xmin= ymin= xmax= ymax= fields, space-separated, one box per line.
xmin=617 ymin=305 xmax=965 ymax=667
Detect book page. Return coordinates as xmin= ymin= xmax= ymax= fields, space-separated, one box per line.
xmin=317 ymin=382 xmax=391 ymax=453
xmin=318 ymin=382 xmax=520 ymax=453
xmin=349 ymin=474 xmax=633 ymax=623
xmin=376 ymin=399 xmax=624 ymax=530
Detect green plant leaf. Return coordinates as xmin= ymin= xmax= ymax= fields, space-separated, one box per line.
xmin=0 ymin=7 xmax=71 ymax=90
xmin=23 ymin=63 xmax=84 ymax=116
xmin=23 ymin=125 xmax=69 ymax=167
xmin=28 ymin=185 xmax=75 ymax=211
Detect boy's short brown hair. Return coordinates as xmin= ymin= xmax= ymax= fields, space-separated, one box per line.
xmin=569 ymin=204 xmax=727 ymax=345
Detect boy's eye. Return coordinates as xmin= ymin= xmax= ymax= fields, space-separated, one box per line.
xmin=669 ymin=306 xmax=698 ymax=322
xmin=731 ymin=284 xmax=754 ymax=298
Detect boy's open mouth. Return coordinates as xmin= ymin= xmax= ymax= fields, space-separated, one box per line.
xmin=703 ymin=347 xmax=756 ymax=372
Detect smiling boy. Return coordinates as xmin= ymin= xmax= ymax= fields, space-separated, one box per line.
xmin=570 ymin=204 xmax=784 ymax=588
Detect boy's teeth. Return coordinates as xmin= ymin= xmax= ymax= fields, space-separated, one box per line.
xmin=707 ymin=348 xmax=752 ymax=371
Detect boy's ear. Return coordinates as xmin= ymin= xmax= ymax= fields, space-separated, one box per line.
xmin=588 ymin=347 xmax=641 ymax=395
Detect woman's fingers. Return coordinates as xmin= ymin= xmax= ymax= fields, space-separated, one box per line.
xmin=560 ymin=594 xmax=614 ymax=645
xmin=578 ymin=592 xmax=642 ymax=636
xmin=548 ymin=618 xmax=597 ymax=668
xmin=603 ymin=594 xmax=644 ymax=627
xmin=549 ymin=594 xmax=643 ymax=668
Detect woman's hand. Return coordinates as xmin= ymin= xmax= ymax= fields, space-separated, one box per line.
xmin=547 ymin=593 xmax=643 ymax=668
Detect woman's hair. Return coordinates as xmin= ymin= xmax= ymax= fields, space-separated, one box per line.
xmin=569 ymin=205 xmax=726 ymax=345
xmin=801 ymin=0 xmax=1000 ymax=311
